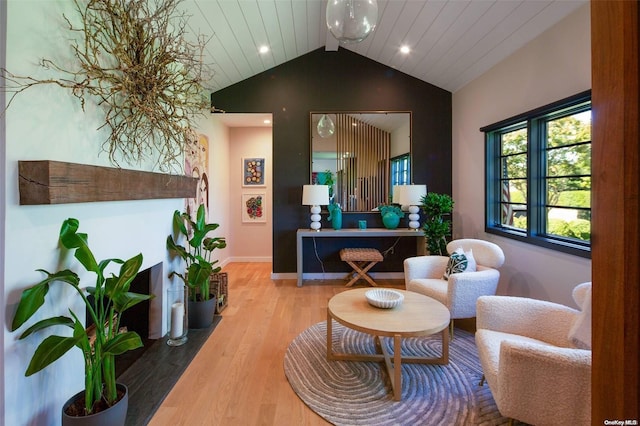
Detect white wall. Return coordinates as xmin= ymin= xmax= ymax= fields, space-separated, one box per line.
xmin=2 ymin=2 xmax=227 ymax=424
xmin=228 ymin=126 xmax=273 ymax=262
xmin=452 ymin=4 xmax=592 ymax=307
xmin=195 ymin=115 xmax=232 ymax=267
xmin=390 ymin=120 xmax=411 ymax=158
xmin=0 ymin=1 xmax=7 ymax=424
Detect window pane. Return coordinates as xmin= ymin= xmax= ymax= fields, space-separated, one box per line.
xmin=502 ymin=154 xmax=527 ymax=179
xmin=547 ymin=207 xmax=591 ymax=241
xmin=501 ymin=178 xmax=527 ymax=203
xmin=547 ymin=111 xmax=591 ymax=148
xmin=547 ymin=144 xmax=591 ymax=177
xmin=502 ymin=204 xmax=527 ymax=230
xmin=546 ymin=177 xmax=590 ymax=207
xmin=501 ymin=128 xmax=527 ymax=155
xmin=501 ymin=178 xmax=526 ymax=229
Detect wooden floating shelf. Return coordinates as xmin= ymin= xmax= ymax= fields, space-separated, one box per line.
xmin=19 ymin=160 xmax=198 ymax=205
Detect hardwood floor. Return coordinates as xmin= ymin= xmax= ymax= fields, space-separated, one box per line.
xmin=149 ymin=262 xmax=406 ymax=426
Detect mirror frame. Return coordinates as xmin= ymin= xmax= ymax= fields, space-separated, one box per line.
xmin=310 ymin=111 xmax=412 ymax=212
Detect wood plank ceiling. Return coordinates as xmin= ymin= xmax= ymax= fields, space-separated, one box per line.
xmin=183 ymin=0 xmax=587 ymax=95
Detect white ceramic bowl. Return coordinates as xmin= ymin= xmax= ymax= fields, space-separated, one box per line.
xmin=365 ymin=289 xmax=404 ymax=309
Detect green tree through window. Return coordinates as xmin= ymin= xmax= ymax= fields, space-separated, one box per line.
xmin=482 ymin=91 xmax=591 ymax=258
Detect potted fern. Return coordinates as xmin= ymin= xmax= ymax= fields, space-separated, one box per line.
xmin=166 ymin=204 xmax=227 ymax=328
xmin=11 ymin=218 xmax=152 ymax=424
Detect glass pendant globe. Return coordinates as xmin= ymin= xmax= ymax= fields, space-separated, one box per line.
xmin=317 ymin=114 xmax=335 ymax=138
xmin=326 ymin=0 xmax=378 ymax=43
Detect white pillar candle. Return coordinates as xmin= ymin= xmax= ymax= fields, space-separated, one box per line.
xmin=170 ymin=302 xmax=184 ymax=338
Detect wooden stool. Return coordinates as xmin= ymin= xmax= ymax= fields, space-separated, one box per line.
xmin=339 ymin=248 xmax=383 ymax=287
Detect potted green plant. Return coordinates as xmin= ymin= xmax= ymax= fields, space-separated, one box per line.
xmin=378 ymin=204 xmax=405 ymax=229
xmin=11 ymin=218 xmax=152 ymax=424
xmin=420 ymin=193 xmax=454 ymax=255
xmin=166 ymin=204 xmax=227 ymax=328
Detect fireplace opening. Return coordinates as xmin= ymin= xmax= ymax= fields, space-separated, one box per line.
xmin=86 ymin=266 xmax=157 ymax=378
xmin=115 ymin=266 xmax=155 ymax=377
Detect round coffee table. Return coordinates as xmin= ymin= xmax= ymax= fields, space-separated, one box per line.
xmin=327 ymin=288 xmax=450 ymax=401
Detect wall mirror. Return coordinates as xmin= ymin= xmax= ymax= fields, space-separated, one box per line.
xmin=310 ymin=111 xmax=411 ymax=212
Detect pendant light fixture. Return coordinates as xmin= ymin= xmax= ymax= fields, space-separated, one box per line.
xmin=326 ymin=0 xmax=378 ymax=43
xmin=317 ymin=114 xmax=335 ymax=138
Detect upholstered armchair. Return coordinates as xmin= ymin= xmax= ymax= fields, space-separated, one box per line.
xmin=403 ymin=239 xmax=505 ymax=329
xmin=475 ymin=282 xmax=592 ymax=425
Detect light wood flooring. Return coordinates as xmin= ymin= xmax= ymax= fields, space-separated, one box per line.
xmin=148 ymin=262 xmax=406 ymax=426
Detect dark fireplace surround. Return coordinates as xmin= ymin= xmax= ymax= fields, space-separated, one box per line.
xmin=86 ymin=262 xmax=165 ymax=377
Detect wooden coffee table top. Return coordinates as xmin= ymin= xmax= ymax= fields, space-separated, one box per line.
xmin=327 ymin=288 xmax=450 ymax=337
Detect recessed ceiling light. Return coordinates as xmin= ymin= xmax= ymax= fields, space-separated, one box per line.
xmin=259 ymin=45 xmax=270 ymax=54
xmin=400 ymin=45 xmax=410 ymax=54
xmin=263 ymin=119 xmax=271 ymax=124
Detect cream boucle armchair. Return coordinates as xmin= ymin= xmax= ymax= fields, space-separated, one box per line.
xmin=403 ymin=239 xmax=505 ymax=327
xmin=475 ymin=282 xmax=592 ymax=425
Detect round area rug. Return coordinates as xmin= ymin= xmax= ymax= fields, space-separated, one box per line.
xmin=284 ymin=321 xmax=512 ymax=426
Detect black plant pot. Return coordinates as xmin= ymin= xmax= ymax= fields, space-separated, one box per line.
xmin=62 ymin=383 xmax=128 ymax=426
xmin=188 ymin=298 xmax=216 ymax=329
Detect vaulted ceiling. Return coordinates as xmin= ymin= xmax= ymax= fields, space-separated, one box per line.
xmin=183 ymin=0 xmax=587 ymax=95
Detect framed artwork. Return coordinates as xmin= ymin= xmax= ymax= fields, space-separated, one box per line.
xmin=185 ymin=130 xmax=209 ymax=218
xmin=242 ymin=157 xmax=265 ymax=186
xmin=242 ymin=193 xmax=266 ymax=223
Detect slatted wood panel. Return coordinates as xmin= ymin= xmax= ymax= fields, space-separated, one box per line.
xmin=335 ymin=114 xmax=390 ymax=211
xmin=18 ymin=160 xmax=198 ymax=205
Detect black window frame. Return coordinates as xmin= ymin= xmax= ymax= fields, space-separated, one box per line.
xmin=481 ymin=90 xmax=592 ymax=258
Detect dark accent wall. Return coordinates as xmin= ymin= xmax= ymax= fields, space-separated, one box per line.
xmin=211 ymin=47 xmax=452 ymax=273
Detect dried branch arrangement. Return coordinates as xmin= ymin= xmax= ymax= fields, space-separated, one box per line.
xmin=1 ymin=0 xmax=211 ymax=172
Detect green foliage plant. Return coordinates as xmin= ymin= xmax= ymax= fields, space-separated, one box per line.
xmin=11 ymin=218 xmax=152 ymax=415
xmin=420 ymin=193 xmax=454 ymax=255
xmin=378 ymin=204 xmax=405 ymax=218
xmin=166 ymin=204 xmax=227 ymax=302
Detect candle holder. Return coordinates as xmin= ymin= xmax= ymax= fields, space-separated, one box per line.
xmin=166 ymin=285 xmax=188 ymax=346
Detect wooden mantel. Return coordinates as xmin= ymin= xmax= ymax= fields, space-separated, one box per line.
xmin=19 ymin=160 xmax=198 ymax=205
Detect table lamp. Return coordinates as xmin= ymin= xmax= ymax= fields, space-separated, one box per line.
xmin=399 ymin=184 xmax=427 ymax=230
xmin=302 ymin=184 xmax=330 ymax=231
xmin=392 ymin=185 xmax=405 ymax=207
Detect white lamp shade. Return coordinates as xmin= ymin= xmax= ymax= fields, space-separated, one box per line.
xmin=392 ymin=185 xmax=404 ymax=204
xmin=398 ymin=184 xmax=427 ymax=206
xmin=302 ymin=185 xmax=330 ymax=206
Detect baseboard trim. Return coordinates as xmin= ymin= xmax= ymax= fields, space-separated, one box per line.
xmin=223 ymin=256 xmax=272 ymax=265
xmin=270 ymin=272 xmax=406 ymax=281
xmin=271 ymin=272 xmax=297 ymax=280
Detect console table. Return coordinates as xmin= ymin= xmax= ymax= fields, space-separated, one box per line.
xmin=296 ymin=228 xmax=426 ymax=287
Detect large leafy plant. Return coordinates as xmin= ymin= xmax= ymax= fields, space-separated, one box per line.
xmin=11 ymin=218 xmax=152 ymax=415
xmin=420 ymin=193 xmax=454 ymax=255
xmin=166 ymin=204 xmax=227 ymax=301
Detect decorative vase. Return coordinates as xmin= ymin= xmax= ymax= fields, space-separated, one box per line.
xmin=382 ymin=212 xmax=400 ymax=229
xmin=327 ymin=204 xmax=343 ymax=230
xmin=62 ymin=383 xmax=128 ymax=426
xmin=188 ymin=297 xmax=216 ymax=329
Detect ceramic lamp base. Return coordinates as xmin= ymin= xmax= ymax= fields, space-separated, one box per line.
xmin=408 ymin=205 xmax=420 ymax=230
xmin=310 ymin=205 xmax=322 ymax=231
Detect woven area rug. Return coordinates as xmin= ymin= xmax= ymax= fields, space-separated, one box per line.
xmin=284 ymin=321 xmax=511 ymax=426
